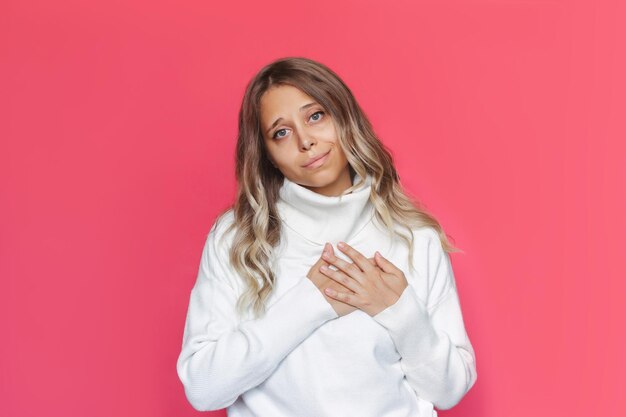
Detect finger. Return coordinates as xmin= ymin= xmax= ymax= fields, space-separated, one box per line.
xmin=317 ymin=243 xmax=333 ymax=267
xmin=324 ymin=244 xmax=338 ymax=261
xmin=336 ymin=241 xmax=375 ymax=273
xmin=327 ymin=244 xmax=355 ymax=269
xmin=322 ymin=247 xmax=366 ymax=283
xmin=374 ymin=251 xmax=401 ymax=274
xmin=320 ymin=263 xmax=363 ymax=292
xmin=324 ymin=287 xmax=358 ymax=307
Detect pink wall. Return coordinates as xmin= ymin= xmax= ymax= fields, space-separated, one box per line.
xmin=2 ymin=0 xmax=625 ymax=416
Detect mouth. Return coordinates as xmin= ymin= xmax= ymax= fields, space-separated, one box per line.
xmin=302 ymin=150 xmax=331 ymax=168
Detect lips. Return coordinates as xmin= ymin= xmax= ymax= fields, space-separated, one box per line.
xmin=303 ymin=150 xmax=330 ymax=168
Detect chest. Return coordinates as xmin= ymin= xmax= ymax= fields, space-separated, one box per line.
xmin=271 ymin=220 xmax=430 ymax=308
xmin=259 ymin=221 xmax=429 ymax=362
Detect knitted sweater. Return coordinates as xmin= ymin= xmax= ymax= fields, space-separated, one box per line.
xmin=176 ymin=173 xmax=477 ymax=416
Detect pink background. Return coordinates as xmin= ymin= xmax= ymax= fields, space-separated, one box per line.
xmin=2 ymin=0 xmax=625 ymax=416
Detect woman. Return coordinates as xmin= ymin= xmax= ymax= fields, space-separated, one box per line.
xmin=176 ymin=57 xmax=477 ymax=417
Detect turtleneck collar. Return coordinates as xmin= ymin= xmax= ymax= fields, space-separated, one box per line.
xmin=276 ymin=172 xmax=375 ymax=246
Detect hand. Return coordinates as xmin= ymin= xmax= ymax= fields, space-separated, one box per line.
xmin=307 ymin=243 xmax=358 ymax=317
xmin=319 ymin=241 xmax=409 ymax=316
xmin=339 ymin=248 xmax=404 ymax=298
xmin=369 ymin=255 xmax=409 ymax=300
xmin=340 ymin=247 xmax=409 ymax=300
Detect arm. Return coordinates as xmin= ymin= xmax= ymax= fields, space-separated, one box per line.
xmin=372 ymin=229 xmax=477 ymax=410
xmin=176 ymin=221 xmax=338 ymax=411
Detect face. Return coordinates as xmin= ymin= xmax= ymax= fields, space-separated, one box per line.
xmin=259 ymin=84 xmax=351 ymax=197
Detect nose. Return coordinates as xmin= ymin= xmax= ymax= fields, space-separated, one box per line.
xmin=298 ymin=128 xmax=317 ymax=151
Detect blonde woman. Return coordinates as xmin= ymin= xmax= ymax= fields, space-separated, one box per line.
xmin=176 ymin=57 xmax=477 ymax=417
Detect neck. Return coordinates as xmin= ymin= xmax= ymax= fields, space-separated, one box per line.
xmin=301 ymin=167 xmax=353 ymax=197
xmin=277 ymin=172 xmax=375 ymax=246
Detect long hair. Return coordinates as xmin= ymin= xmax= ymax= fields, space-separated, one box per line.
xmin=217 ymin=56 xmax=461 ymax=319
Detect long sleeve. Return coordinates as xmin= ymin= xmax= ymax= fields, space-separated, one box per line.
xmin=176 ymin=221 xmax=339 ymax=411
xmin=372 ymin=228 xmax=477 ymax=410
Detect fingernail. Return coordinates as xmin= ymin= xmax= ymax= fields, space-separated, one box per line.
xmin=337 ymin=242 xmax=345 ymax=248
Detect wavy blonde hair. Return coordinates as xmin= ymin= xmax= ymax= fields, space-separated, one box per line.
xmin=216 ymin=56 xmax=461 ymax=319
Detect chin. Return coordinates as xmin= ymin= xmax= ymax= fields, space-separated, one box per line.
xmin=298 ymin=169 xmax=343 ymax=188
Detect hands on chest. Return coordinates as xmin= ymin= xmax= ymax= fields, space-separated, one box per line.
xmin=306 ymin=241 xmax=409 ymax=317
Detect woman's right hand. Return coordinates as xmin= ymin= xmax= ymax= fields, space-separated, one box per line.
xmin=307 ymin=243 xmax=357 ymax=317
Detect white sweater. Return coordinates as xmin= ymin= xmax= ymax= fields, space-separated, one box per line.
xmin=176 ymin=173 xmax=477 ymax=417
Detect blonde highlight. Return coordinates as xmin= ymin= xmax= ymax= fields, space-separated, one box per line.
xmin=217 ymin=57 xmax=461 ymax=320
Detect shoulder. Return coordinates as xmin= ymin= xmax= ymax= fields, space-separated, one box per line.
xmin=410 ymin=225 xmax=441 ymax=245
xmin=199 ymin=208 xmax=238 ymax=284
xmin=407 ymin=225 xmax=456 ymax=310
xmin=208 ymin=208 xmax=236 ymax=249
xmin=407 ymin=225 xmax=446 ymax=257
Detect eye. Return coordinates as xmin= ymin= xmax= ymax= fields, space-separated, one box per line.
xmin=271 ymin=111 xmax=326 ymax=140
xmin=272 ymin=128 xmax=288 ymax=140
xmin=309 ymin=110 xmax=325 ymax=122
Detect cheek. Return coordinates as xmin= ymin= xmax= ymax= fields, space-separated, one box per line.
xmin=318 ymin=124 xmax=339 ymax=148
xmin=323 ymin=122 xmax=338 ymax=139
xmin=330 ymin=139 xmax=347 ymax=160
xmin=269 ymin=146 xmax=297 ymax=168
xmin=266 ymin=148 xmax=283 ymax=168
xmin=336 ymin=148 xmax=348 ymax=165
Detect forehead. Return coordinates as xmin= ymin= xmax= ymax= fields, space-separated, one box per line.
xmin=259 ymin=85 xmax=316 ymax=120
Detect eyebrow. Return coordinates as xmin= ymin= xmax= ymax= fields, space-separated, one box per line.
xmin=265 ymin=102 xmax=318 ymax=134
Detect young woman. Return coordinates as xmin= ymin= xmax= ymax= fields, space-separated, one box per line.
xmin=176 ymin=57 xmax=477 ymax=417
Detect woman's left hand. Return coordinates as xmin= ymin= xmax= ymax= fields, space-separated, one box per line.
xmin=320 ymin=241 xmax=409 ymax=316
